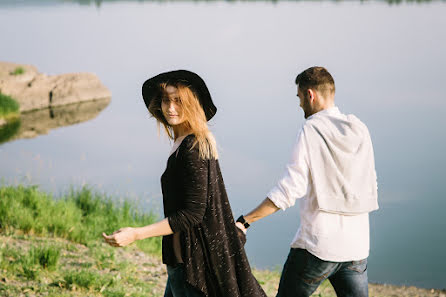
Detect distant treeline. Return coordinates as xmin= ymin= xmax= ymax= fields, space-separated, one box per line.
xmin=2 ymin=0 xmax=445 ymax=7
xmin=71 ymin=0 xmax=446 ymax=3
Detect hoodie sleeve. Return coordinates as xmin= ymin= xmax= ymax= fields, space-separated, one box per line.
xmin=267 ymin=129 xmax=310 ymax=210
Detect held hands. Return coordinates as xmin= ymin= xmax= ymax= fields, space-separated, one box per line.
xmin=235 ymin=222 xmax=247 ymax=246
xmin=235 ymin=222 xmax=247 ymax=234
xmin=235 ymin=215 xmax=251 ymax=246
xmin=102 ymin=227 xmax=138 ymax=247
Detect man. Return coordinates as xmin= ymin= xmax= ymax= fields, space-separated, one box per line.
xmin=236 ymin=67 xmax=378 ymax=297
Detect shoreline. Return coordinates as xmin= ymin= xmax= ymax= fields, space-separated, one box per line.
xmin=1 ymin=185 xmax=444 ymax=296
xmin=1 ymin=234 xmax=445 ymax=297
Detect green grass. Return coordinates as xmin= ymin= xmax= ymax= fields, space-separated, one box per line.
xmin=0 ymin=242 xmax=60 ymax=281
xmin=0 ymin=92 xmax=20 ymax=118
xmin=63 ymin=269 xmax=114 ymax=291
xmin=0 ymin=234 xmax=163 ymax=296
xmin=0 ymin=185 xmax=164 ymax=296
xmin=10 ymin=67 xmax=25 ymax=76
xmin=0 ymin=185 xmax=161 ymax=255
xmin=29 ymin=245 xmax=61 ymax=271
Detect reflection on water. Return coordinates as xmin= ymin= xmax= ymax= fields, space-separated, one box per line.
xmin=73 ymin=0 xmax=446 ymax=4
xmin=0 ymin=98 xmax=110 ymax=144
xmin=0 ymin=0 xmax=444 ymax=6
xmin=0 ymin=118 xmax=21 ymax=145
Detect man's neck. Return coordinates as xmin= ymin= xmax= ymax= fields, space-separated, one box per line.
xmin=309 ymin=104 xmax=335 ymax=118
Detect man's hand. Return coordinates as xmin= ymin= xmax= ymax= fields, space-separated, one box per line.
xmin=233 ymin=197 xmax=280 ymax=246
xmin=102 ymin=227 xmax=137 ymax=247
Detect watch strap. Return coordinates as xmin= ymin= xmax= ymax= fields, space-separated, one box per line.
xmin=236 ymin=215 xmax=250 ymax=229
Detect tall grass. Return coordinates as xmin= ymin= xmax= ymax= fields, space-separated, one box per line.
xmin=30 ymin=245 xmax=61 ymax=270
xmin=63 ymin=269 xmax=114 ymax=291
xmin=0 ymin=185 xmax=161 ymax=255
xmin=21 ymin=245 xmax=60 ymax=279
xmin=1 ymin=243 xmax=61 ymax=280
xmin=0 ymin=92 xmax=20 ymax=118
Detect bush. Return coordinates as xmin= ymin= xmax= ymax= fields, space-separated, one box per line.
xmin=10 ymin=67 xmax=25 ymax=76
xmin=0 ymin=92 xmax=20 ymax=118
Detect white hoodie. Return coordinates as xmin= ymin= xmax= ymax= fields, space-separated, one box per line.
xmin=267 ymin=106 xmax=378 ymax=261
xmin=303 ymin=108 xmax=379 ymax=214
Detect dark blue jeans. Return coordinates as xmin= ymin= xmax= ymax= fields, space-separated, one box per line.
xmin=276 ymin=248 xmax=368 ymax=297
xmin=164 ymin=264 xmax=203 ymax=297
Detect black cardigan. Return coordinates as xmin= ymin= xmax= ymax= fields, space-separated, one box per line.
xmin=161 ymin=135 xmax=266 ymax=297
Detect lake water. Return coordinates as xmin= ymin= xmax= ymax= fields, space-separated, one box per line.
xmin=1 ymin=0 xmax=446 ymax=289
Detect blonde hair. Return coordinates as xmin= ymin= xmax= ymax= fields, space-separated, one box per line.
xmin=148 ymin=83 xmax=218 ymax=160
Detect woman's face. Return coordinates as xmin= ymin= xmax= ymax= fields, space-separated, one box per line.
xmin=161 ymin=85 xmax=186 ymax=127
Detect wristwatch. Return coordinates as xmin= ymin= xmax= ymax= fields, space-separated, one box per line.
xmin=236 ymin=215 xmax=250 ymax=229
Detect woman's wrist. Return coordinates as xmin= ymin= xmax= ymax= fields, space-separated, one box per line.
xmin=134 ymin=227 xmax=143 ymax=241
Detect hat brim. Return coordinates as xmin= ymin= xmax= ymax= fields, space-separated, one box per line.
xmin=142 ymin=70 xmax=217 ymax=121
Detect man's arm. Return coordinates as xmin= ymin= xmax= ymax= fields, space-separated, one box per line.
xmin=236 ymin=197 xmax=280 ymax=233
xmin=245 ymin=197 xmax=280 ymax=223
xmin=236 ymin=129 xmax=310 ymax=234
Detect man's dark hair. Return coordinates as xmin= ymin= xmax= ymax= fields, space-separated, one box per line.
xmin=295 ymin=66 xmax=335 ymax=97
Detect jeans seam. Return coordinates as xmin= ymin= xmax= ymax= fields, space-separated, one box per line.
xmin=300 ymin=250 xmax=333 ymax=285
xmin=346 ymin=259 xmax=368 ymax=273
xmin=302 ymin=270 xmax=331 ymax=284
xmin=347 ymin=264 xmax=367 ymax=273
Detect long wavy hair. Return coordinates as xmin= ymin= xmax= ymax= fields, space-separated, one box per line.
xmin=148 ymin=82 xmax=218 ymax=160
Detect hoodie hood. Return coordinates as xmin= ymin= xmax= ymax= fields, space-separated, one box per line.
xmin=303 ymin=107 xmax=378 ymax=215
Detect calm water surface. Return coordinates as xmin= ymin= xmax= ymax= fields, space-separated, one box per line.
xmin=1 ymin=0 xmax=446 ymax=289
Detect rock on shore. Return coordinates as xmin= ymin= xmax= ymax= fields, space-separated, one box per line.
xmin=0 ymin=61 xmax=111 ymax=112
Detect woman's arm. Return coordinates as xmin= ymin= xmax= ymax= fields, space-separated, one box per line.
xmin=103 ymin=140 xmax=208 ymax=247
xmin=102 ymin=218 xmax=173 ymax=247
xmin=167 ymin=142 xmax=209 ymax=232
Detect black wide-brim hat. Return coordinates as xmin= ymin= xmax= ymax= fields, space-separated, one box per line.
xmin=142 ymin=70 xmax=217 ymax=121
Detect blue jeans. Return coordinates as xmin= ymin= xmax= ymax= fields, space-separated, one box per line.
xmin=163 ymin=264 xmax=203 ymax=297
xmin=276 ymin=248 xmax=368 ymax=297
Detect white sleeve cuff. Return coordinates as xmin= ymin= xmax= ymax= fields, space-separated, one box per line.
xmin=267 ymin=187 xmax=295 ymax=211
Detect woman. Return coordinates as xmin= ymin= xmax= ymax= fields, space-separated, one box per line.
xmin=103 ymin=70 xmax=266 ymax=297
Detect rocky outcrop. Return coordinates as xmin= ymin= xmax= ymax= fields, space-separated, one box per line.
xmin=0 ymin=61 xmax=111 ymax=112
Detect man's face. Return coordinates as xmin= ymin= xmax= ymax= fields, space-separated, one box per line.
xmin=297 ymin=87 xmax=312 ymax=119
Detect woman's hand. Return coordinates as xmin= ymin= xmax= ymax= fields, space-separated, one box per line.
xmin=235 ymin=222 xmax=247 ymax=234
xmin=235 ymin=222 xmax=247 ymax=246
xmin=102 ymin=227 xmax=138 ymax=247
